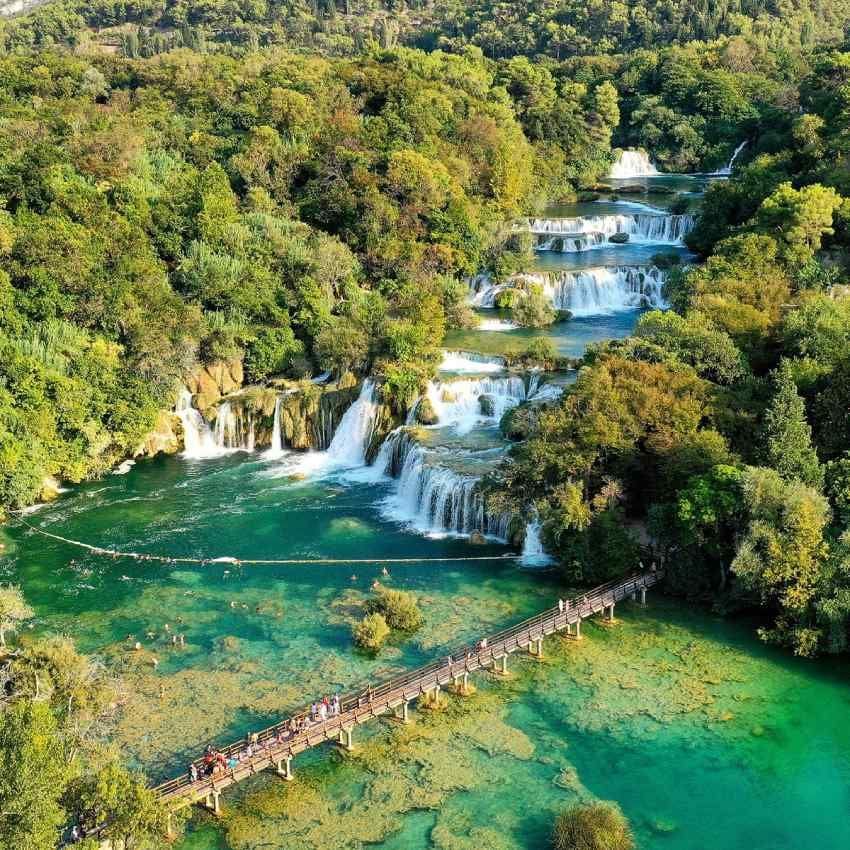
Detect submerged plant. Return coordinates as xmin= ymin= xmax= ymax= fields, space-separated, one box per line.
xmin=552 ymin=801 xmax=634 ymax=850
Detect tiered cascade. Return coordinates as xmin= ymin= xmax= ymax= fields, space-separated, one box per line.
xmin=469 ymin=267 xmax=668 ymax=315
xmin=527 ymin=213 xmax=694 ymax=250
xmin=609 ymin=149 xmax=659 ymax=178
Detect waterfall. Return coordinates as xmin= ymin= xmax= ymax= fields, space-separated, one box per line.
xmin=425 ymin=377 xmax=527 ymax=434
xmin=710 ymin=141 xmax=747 ymax=176
xmin=265 ymin=396 xmax=285 ymax=459
xmin=609 ymin=149 xmax=659 ymax=178
xmin=212 ymin=402 xmax=255 ymax=452
xmin=175 ymin=388 xmax=222 ymax=459
xmin=478 ymin=318 xmax=519 ymax=331
xmin=470 ymin=267 xmax=668 ymax=316
xmin=439 ymin=350 xmax=507 ymax=373
xmin=377 ymin=431 xmax=511 ymax=540
xmin=527 ymin=214 xmax=694 ymax=247
xmin=319 ymin=379 xmax=377 ymax=469
xmin=520 ymin=518 xmax=553 ymax=567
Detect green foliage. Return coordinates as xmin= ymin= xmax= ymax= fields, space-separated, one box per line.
xmin=513 ymin=283 xmax=556 ymax=328
xmin=762 ymin=361 xmax=823 ymax=489
xmin=244 ymin=326 xmax=303 ymax=382
xmin=553 ymin=801 xmax=634 ymax=850
xmin=733 ymin=466 xmax=830 ymax=656
xmin=353 ymin=613 xmax=390 ymax=651
xmin=366 ymin=587 xmax=424 ymax=632
xmin=0 ymin=584 xmax=34 ymax=648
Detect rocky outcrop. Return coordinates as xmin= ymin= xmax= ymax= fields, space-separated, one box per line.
xmin=185 ymin=357 xmax=244 ymax=415
xmin=135 ymin=410 xmax=182 ymax=458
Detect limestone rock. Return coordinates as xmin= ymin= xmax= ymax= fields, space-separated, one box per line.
xmin=135 ymin=411 xmax=181 ymax=458
xmin=415 ymin=397 xmax=439 ymax=425
xmin=478 ymin=394 xmax=495 ymax=417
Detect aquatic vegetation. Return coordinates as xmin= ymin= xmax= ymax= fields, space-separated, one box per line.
xmin=552 ymin=801 xmax=634 ymax=850
xmin=353 ymin=613 xmax=391 ymax=651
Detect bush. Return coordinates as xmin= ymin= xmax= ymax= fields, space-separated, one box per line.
xmin=353 ymin=613 xmax=390 ymax=651
xmin=366 ymin=587 xmax=424 ymax=631
xmin=244 ymin=325 xmax=303 ymax=382
xmin=552 ymin=801 xmax=634 ymax=850
xmin=494 ymin=288 xmax=521 ymax=309
xmin=513 ymin=284 xmax=556 ymax=328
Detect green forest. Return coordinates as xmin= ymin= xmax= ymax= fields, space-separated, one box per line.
xmin=3 ymin=0 xmax=850 ymax=845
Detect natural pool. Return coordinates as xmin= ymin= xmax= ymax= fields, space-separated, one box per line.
xmin=4 ymin=453 xmax=850 ymax=850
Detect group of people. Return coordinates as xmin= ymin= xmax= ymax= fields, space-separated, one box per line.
xmin=187 ymin=695 xmax=345 ymax=784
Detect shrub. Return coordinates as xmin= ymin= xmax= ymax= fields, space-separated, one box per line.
xmin=366 ymin=588 xmax=424 ymax=631
xmin=552 ymin=801 xmax=634 ymax=850
xmin=513 ymin=284 xmax=556 ymax=327
xmin=244 ymin=325 xmax=303 ymax=382
xmin=353 ymin=613 xmax=390 ymax=651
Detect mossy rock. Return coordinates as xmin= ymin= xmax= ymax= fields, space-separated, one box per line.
xmin=554 ymin=310 xmax=572 ymax=323
xmin=468 ymin=531 xmax=486 ymax=545
xmin=646 ymin=184 xmax=676 ymax=195
xmin=577 ymin=191 xmax=601 ymax=202
xmin=415 ymin=396 xmax=439 ymax=425
xmin=616 ymin=183 xmax=646 ymax=194
xmin=479 ymin=394 xmax=496 ymax=416
xmin=609 ymin=232 xmax=630 ymax=244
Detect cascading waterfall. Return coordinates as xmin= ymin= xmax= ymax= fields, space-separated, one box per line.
xmin=265 ymin=396 xmax=285 ymax=459
xmin=609 ymin=149 xmax=659 ymax=178
xmin=376 ymin=430 xmax=511 ymax=539
xmin=213 ymin=402 xmax=255 ymax=452
xmin=520 ymin=518 xmax=553 ymax=567
xmin=425 ymin=376 xmax=528 ymax=434
xmin=439 ymin=350 xmax=507 ymax=373
xmin=470 ymin=267 xmax=668 ymax=316
xmin=307 ymin=379 xmax=377 ymax=470
xmin=709 ymin=140 xmax=747 ymax=176
xmin=527 ymin=213 xmax=694 ymax=246
xmin=175 ymin=388 xmax=222 ymax=459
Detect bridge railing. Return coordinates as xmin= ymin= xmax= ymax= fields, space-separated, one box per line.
xmin=154 ymin=570 xmax=661 ymax=801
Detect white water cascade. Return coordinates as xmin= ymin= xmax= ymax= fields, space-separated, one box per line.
xmin=439 ymin=350 xmax=507 ymax=373
xmin=376 ymin=431 xmax=511 ymax=539
xmin=175 ymin=388 xmax=223 ymax=459
xmin=265 ymin=396 xmax=285 ymax=459
xmin=520 ymin=518 xmax=553 ymax=567
xmin=710 ymin=140 xmax=747 ymax=176
xmin=528 ymin=213 xmax=694 ymax=248
xmin=317 ymin=379 xmax=378 ymax=469
xmin=609 ymin=149 xmax=659 ymax=178
xmin=424 ymin=376 xmax=528 ymax=433
xmin=213 ymin=402 xmax=256 ymax=453
xmin=470 ymin=267 xmax=668 ymax=316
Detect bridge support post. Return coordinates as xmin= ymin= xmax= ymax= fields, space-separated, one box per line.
xmin=205 ymin=789 xmax=221 ymax=815
xmin=630 ymin=591 xmax=636 ymax=602
xmin=640 ymin=587 xmax=647 ymax=606
xmin=535 ymin=637 xmax=544 ymax=659
xmin=575 ymin=618 xmax=582 ymax=640
xmin=607 ymin=604 xmax=615 ymax=621
xmin=400 ymin=700 xmax=409 ymax=722
xmin=493 ymin=654 xmax=508 ymax=675
xmin=275 ymin=756 xmax=293 ymax=780
xmin=339 ymin=727 xmax=353 ymax=751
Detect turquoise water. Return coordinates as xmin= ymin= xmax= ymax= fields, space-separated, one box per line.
xmin=4 ymin=452 xmax=850 ymax=850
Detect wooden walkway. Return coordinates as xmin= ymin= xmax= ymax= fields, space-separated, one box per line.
xmin=155 ymin=569 xmax=663 ymax=820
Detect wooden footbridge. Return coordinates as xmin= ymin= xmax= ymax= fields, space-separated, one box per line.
xmin=153 ymin=569 xmax=663 ymax=826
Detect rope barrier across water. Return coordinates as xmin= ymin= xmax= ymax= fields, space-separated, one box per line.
xmin=14 ymin=518 xmax=520 ymax=566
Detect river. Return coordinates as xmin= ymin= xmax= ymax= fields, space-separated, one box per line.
xmin=3 ymin=165 xmax=848 ymax=850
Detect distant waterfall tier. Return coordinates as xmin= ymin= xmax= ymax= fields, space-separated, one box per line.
xmin=709 ymin=140 xmax=747 ymax=176
xmin=439 ymin=350 xmax=507 ymax=373
xmin=520 ymin=519 xmax=553 ymax=567
xmin=469 ymin=267 xmax=668 ymax=316
xmin=526 ymin=214 xmax=694 ymax=249
xmin=609 ymin=149 xmax=659 ymax=178
xmin=375 ymin=430 xmax=512 ymax=540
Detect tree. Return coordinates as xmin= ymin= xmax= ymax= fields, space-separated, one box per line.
xmin=0 ymin=584 xmax=33 ymax=648
xmin=732 ymin=466 xmax=830 ymax=656
xmin=553 ymin=801 xmax=634 ymax=850
xmin=512 ymin=283 xmax=556 ymax=328
xmin=762 ymin=361 xmax=823 ymax=490
xmin=753 ymin=182 xmax=842 ymax=267
xmin=0 ymin=701 xmax=69 ymax=850
xmin=366 ymin=587 xmax=424 ymax=631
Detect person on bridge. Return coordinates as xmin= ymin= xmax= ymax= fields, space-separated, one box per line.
xmin=189 ymin=763 xmax=198 ymax=782
xmin=332 ymin=693 xmax=340 ymax=715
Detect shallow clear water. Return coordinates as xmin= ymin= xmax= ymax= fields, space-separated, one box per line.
xmin=4 ymin=445 xmax=850 ymax=850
